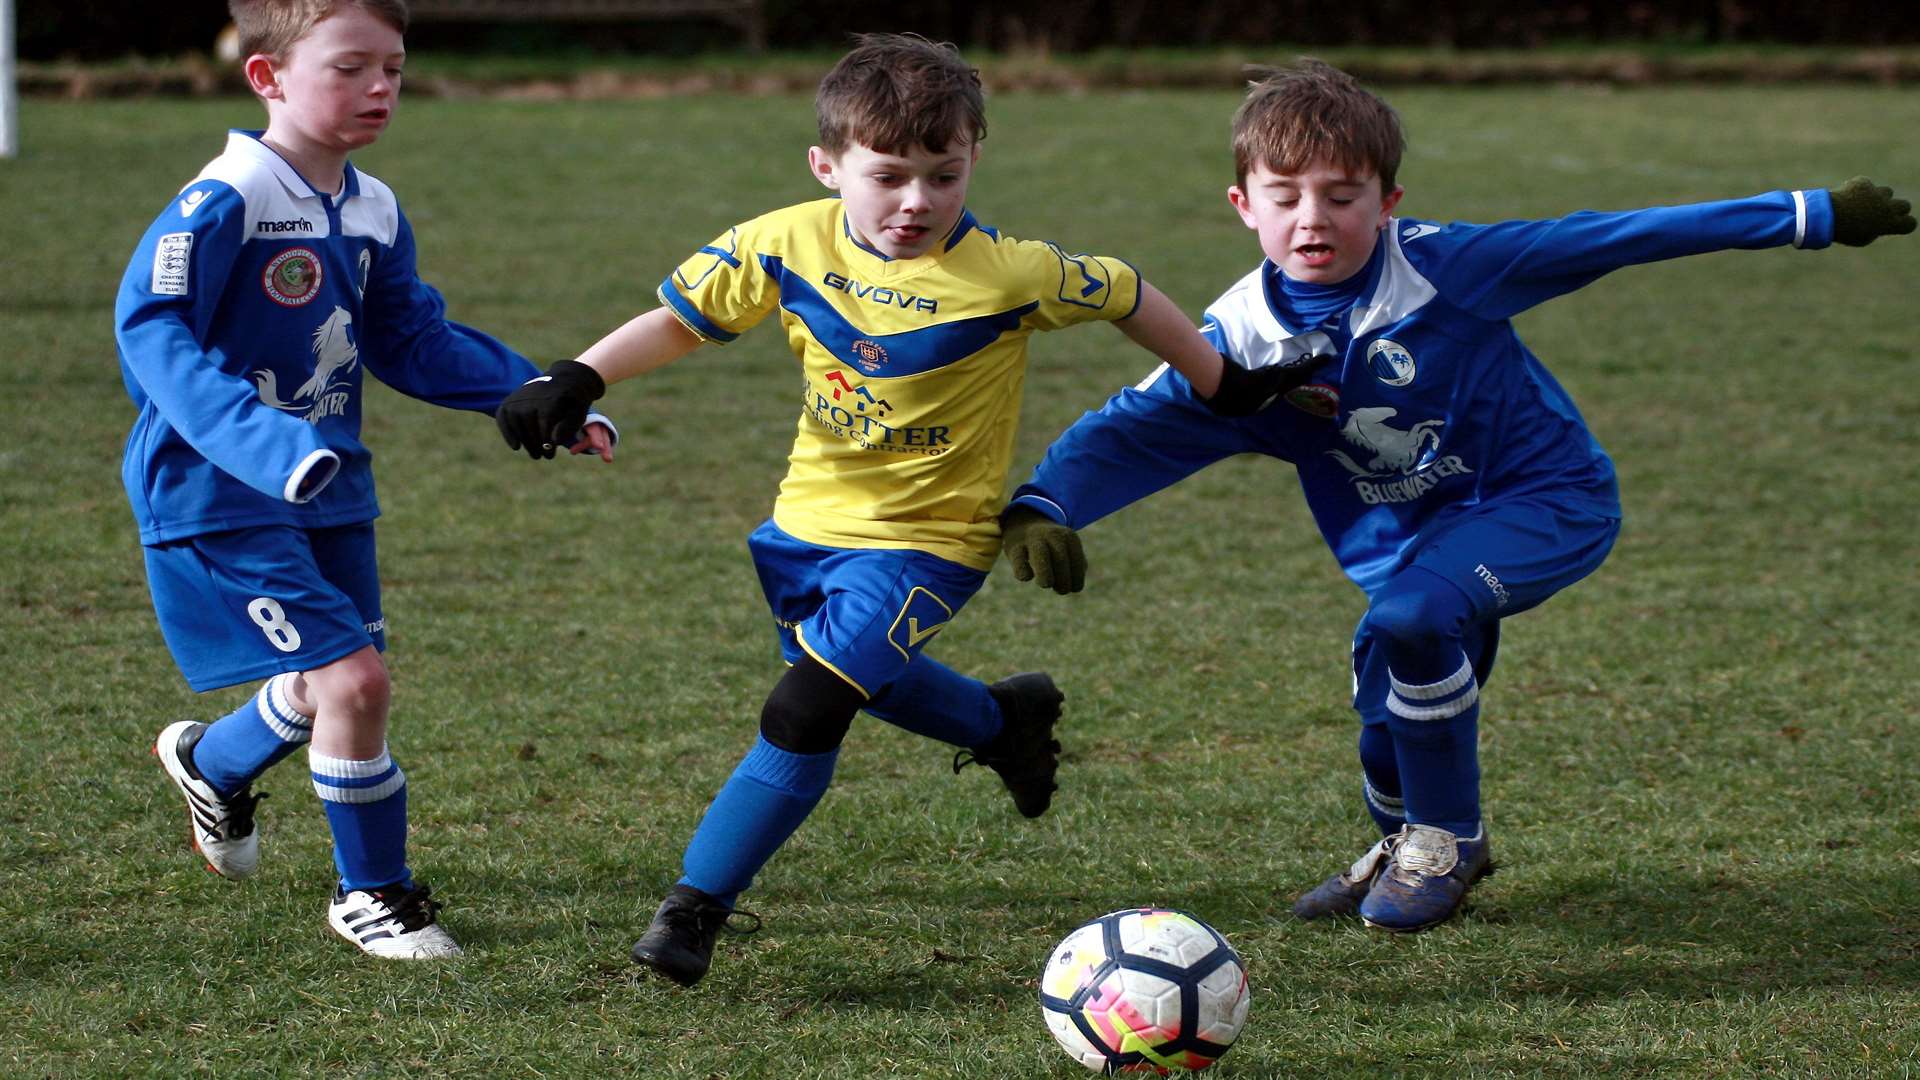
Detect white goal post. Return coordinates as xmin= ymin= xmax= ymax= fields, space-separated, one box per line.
xmin=1 ymin=0 xmax=17 ymax=158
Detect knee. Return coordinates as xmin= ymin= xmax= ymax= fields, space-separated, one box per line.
xmin=760 ymin=658 xmax=865 ymax=755
xmin=1366 ymin=570 xmax=1475 ymax=648
xmin=304 ymin=648 xmax=391 ymax=724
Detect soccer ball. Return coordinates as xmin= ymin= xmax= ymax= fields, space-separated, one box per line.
xmin=1039 ymin=908 xmax=1251 ymax=1074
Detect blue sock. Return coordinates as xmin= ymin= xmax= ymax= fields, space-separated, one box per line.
xmin=310 ymin=746 xmax=410 ymax=891
xmin=190 ymin=674 xmax=313 ymax=796
xmin=1385 ymin=652 xmax=1482 ymax=837
xmin=679 ymin=736 xmax=837 ymax=908
xmin=1357 ymin=722 xmax=1406 ymax=836
xmin=862 ymin=657 xmax=999 ymax=748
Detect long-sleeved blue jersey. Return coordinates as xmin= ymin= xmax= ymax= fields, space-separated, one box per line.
xmin=1010 ymin=190 xmax=1835 ymax=596
xmin=115 ymin=130 xmax=542 ymax=544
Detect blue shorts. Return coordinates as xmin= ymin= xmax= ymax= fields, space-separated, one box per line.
xmin=747 ymin=519 xmax=988 ymax=696
xmin=142 ymin=524 xmax=385 ymax=692
xmin=1352 ymin=495 xmax=1620 ymax=716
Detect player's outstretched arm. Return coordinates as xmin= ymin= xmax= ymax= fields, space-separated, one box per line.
xmin=1116 ymin=283 xmax=1302 ymax=416
xmin=1829 ymin=177 xmax=1915 ymax=246
xmin=1001 ymin=506 xmax=1086 ymax=595
xmin=497 ymin=308 xmax=703 ymax=460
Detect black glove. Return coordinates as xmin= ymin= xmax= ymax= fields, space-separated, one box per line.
xmin=496 ymin=360 xmax=606 ymax=460
xmin=1001 ymin=506 xmax=1085 ymax=595
xmin=1829 ymin=177 xmax=1915 ymax=247
xmin=1202 ymin=356 xmax=1312 ymax=417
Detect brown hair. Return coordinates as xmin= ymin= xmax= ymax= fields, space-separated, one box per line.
xmin=815 ymin=33 xmax=987 ymax=156
xmin=1232 ymin=59 xmax=1403 ymax=192
xmin=228 ymin=0 xmax=410 ymax=58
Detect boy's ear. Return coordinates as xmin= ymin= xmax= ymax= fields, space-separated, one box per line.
xmin=1227 ymin=185 xmax=1258 ymax=229
xmin=244 ymin=53 xmax=284 ymax=100
xmin=1378 ymin=184 xmax=1405 ymax=224
xmin=807 ymin=146 xmax=839 ymax=190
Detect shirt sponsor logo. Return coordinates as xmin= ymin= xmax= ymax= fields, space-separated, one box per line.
xmin=807 ymin=371 xmax=951 ymax=456
xmin=257 ymin=217 xmax=317 ymax=235
xmin=262 ymin=247 xmax=323 ymax=306
xmin=1366 ymin=338 xmax=1416 ymax=387
xmin=152 ymin=232 xmax=193 ymax=295
xmin=822 ymin=271 xmax=939 ymax=314
xmin=1324 ymin=406 xmax=1473 ymax=505
xmin=252 ymin=306 xmax=359 ymax=424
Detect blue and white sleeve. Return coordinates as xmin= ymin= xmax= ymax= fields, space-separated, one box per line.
xmin=1008 ymin=364 xmax=1261 ymax=529
xmin=1410 ymin=189 xmax=1835 ymax=320
xmin=114 ymin=184 xmax=337 ymax=503
xmin=357 ymin=209 xmax=543 ymax=412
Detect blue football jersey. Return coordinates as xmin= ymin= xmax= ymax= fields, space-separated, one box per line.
xmin=1011 ymin=189 xmax=1835 ymax=595
xmin=115 ymin=130 xmax=541 ymax=544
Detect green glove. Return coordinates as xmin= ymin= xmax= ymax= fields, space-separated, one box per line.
xmin=1828 ymin=177 xmax=1915 ymax=247
xmin=1000 ymin=506 xmax=1086 ymax=595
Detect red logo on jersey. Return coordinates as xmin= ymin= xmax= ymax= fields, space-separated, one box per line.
xmin=1286 ymin=383 xmax=1340 ymax=419
xmin=263 ymin=247 xmax=323 ymax=306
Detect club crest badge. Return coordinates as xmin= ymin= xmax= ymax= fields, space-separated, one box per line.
xmin=851 ymin=339 xmax=890 ymax=373
xmin=263 ymin=247 xmax=323 ymax=306
xmin=1366 ymin=338 xmax=1416 ymax=387
xmin=1286 ymin=382 xmax=1340 ymax=419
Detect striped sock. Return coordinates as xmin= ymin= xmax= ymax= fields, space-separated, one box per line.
xmin=310 ymin=746 xmax=411 ymax=891
xmin=1385 ymin=654 xmax=1483 ymax=837
xmin=189 ymin=674 xmax=313 ymax=796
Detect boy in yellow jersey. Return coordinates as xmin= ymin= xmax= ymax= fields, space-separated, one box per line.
xmin=496 ymin=32 xmax=1295 ymax=987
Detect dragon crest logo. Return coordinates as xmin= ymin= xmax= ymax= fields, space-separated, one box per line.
xmin=252 ymin=306 xmax=359 ymax=424
xmin=1324 ymin=407 xmax=1473 ymax=505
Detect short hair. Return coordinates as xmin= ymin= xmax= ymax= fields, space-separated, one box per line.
xmin=1232 ymin=59 xmax=1403 ymax=192
xmin=228 ymin=0 xmax=410 ymax=59
xmin=815 ymin=33 xmax=987 ymax=157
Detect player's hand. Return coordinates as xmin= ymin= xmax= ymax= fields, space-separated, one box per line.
xmin=1001 ymin=506 xmax=1085 ymax=595
xmin=1201 ymin=356 xmax=1311 ymax=417
xmin=1829 ymin=177 xmax=1915 ymax=247
xmin=496 ymin=360 xmax=606 ymax=460
xmin=569 ymin=420 xmax=616 ymax=463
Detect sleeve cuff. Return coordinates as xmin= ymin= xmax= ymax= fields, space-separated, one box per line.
xmin=584 ymin=410 xmax=620 ymax=447
xmin=1006 ymin=492 xmax=1070 ymax=526
xmin=285 ymin=449 xmax=341 ymax=503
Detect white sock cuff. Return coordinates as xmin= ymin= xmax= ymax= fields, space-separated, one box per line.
xmin=258 ymin=674 xmax=313 ymax=743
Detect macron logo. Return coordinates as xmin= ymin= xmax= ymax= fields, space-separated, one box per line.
xmin=179 ymin=190 xmax=209 ymax=218
xmin=1400 ymin=224 xmax=1441 ymax=242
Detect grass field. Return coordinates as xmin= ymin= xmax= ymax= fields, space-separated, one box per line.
xmin=2 ymin=81 xmax=1917 ymax=1078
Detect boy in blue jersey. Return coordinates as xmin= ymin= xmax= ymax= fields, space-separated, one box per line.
xmin=1001 ymin=60 xmax=1913 ymax=931
xmin=116 ymin=0 xmax=614 ymax=959
xmin=495 ymin=33 xmax=1289 ymax=986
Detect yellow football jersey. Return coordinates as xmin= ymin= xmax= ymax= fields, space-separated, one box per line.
xmin=658 ymin=198 xmax=1141 ymax=570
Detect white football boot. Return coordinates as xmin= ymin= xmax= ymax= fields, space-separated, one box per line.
xmin=155 ymin=720 xmax=264 ymax=880
xmin=328 ymin=883 xmax=464 ymax=959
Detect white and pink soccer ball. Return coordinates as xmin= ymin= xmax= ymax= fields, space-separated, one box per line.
xmin=1039 ymin=907 xmax=1251 ymax=1074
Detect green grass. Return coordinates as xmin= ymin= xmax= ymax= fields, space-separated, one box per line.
xmin=3 ymin=85 xmax=1919 ymax=1077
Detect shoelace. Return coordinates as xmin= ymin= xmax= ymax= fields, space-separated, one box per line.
xmin=223 ymin=789 xmax=267 ymax=839
xmin=950 ymin=736 xmax=1061 ymax=780
xmin=1391 ymin=827 xmax=1458 ymax=877
xmin=372 ymin=884 xmax=445 ymax=932
xmin=665 ymin=898 xmax=762 ymax=938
